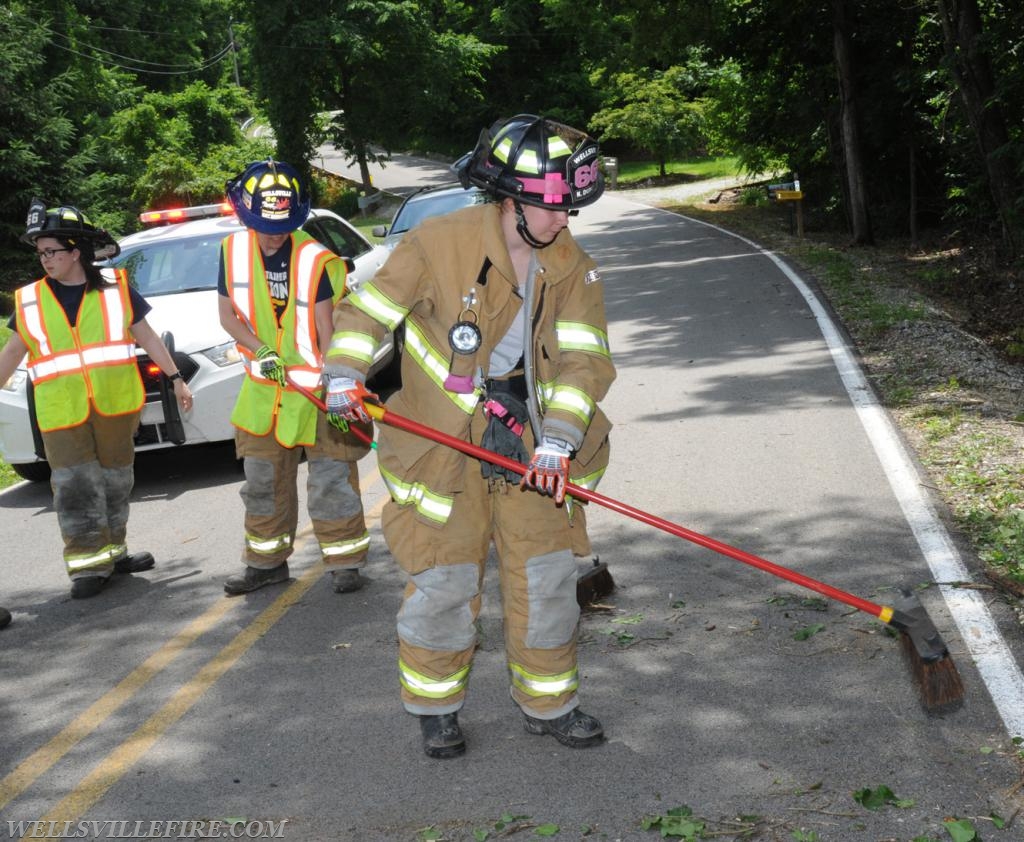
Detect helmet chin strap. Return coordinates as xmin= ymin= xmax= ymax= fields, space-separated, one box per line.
xmin=513 ymin=201 xmax=557 ymax=249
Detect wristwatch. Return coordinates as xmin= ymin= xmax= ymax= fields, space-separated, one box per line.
xmin=168 ymin=371 xmax=183 ymax=382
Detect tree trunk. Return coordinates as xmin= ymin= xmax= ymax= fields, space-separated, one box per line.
xmin=909 ymin=142 xmax=919 ymax=250
xmin=936 ymin=0 xmax=1020 ymax=257
xmin=831 ymin=0 xmax=873 ymax=245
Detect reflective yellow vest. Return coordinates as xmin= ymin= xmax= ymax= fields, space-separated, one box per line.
xmin=223 ymin=229 xmax=344 ymax=447
xmin=15 ymin=269 xmax=145 ymax=432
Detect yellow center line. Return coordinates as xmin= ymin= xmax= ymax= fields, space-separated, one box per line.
xmin=38 ymin=491 xmax=388 ymax=822
xmin=0 ymin=598 xmax=237 ymax=812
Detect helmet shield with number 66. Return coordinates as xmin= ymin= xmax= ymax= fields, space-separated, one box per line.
xmin=456 ymin=114 xmax=604 ymax=210
xmin=20 ymin=197 xmax=121 ymax=259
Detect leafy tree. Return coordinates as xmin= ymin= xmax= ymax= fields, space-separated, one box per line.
xmin=244 ymin=0 xmax=497 ymax=192
xmin=589 ymin=66 xmax=709 ymax=176
xmin=100 ymin=82 xmax=270 ymax=223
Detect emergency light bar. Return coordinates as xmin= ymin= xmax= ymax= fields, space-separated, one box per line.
xmin=140 ymin=202 xmax=234 ymax=226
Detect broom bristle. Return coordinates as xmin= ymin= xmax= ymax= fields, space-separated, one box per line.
xmin=577 ymin=559 xmax=615 ymax=609
xmin=899 ymin=632 xmax=966 ymax=713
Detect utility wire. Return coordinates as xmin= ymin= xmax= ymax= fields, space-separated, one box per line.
xmin=5 ymin=6 xmax=236 ymax=75
xmin=47 ymin=40 xmax=235 ymax=76
xmin=46 ymin=29 xmax=233 ymax=69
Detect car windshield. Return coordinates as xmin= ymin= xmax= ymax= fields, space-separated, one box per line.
xmin=113 ymin=234 xmax=222 ymax=297
xmin=391 ymin=189 xmax=488 ymax=235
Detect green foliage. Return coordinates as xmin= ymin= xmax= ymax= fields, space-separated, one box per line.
xmin=311 ymin=173 xmax=360 ymax=219
xmin=590 ymin=65 xmax=709 ymax=176
xmin=99 ymin=81 xmax=267 ymax=221
xmin=942 ymin=818 xmax=978 ymax=841
xmin=852 ymin=785 xmax=915 ymax=810
xmin=792 ymin=623 xmax=825 ymax=641
xmin=640 ymin=805 xmax=706 ymax=839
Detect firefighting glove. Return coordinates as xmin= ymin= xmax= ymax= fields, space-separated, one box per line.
xmin=325 ymin=413 xmax=350 ymax=433
xmin=480 ymin=396 xmax=530 ymax=482
xmin=325 ymin=376 xmax=373 ymax=424
xmin=255 ymin=344 xmax=286 ymax=387
xmin=521 ymin=436 xmax=572 ymax=505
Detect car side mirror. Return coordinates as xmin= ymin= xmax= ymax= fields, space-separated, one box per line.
xmin=371 ymin=225 xmax=387 ymax=238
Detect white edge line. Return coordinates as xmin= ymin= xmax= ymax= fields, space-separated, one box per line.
xmin=646 ymin=204 xmax=1024 ymax=739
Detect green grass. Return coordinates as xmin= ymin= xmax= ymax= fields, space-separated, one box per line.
xmin=616 ymin=155 xmax=742 ymax=183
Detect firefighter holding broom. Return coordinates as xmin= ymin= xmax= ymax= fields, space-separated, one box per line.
xmin=217 ymin=160 xmax=372 ymax=597
xmin=325 ymin=115 xmax=615 ymax=758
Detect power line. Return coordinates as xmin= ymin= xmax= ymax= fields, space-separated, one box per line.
xmin=46 ymin=28 xmax=233 ymax=69
xmin=5 ymin=6 xmax=236 ymax=75
xmin=47 ymin=40 xmax=235 ymax=76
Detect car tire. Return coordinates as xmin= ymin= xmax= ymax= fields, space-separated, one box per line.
xmin=12 ymin=461 xmax=51 ymax=482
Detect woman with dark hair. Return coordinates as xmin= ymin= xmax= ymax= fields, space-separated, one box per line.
xmin=0 ymin=200 xmax=193 ymax=599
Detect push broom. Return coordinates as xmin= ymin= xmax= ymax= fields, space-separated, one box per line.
xmin=339 ymin=396 xmax=965 ymax=713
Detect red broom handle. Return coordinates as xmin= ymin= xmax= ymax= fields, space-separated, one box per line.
xmin=287 ymin=379 xmax=376 ymax=448
xmin=364 ymin=402 xmax=890 ymax=621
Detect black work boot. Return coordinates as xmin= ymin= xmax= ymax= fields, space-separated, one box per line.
xmin=114 ymin=551 xmax=155 ymax=574
xmin=223 ymin=562 xmax=289 ymax=596
xmin=330 ymin=569 xmax=365 ymax=593
xmin=420 ymin=713 xmax=466 ymax=759
xmin=70 ymin=576 xmax=108 ymax=600
xmin=523 ymin=708 xmax=605 ymax=748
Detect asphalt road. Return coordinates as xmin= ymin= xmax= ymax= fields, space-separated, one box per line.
xmin=1 ymin=157 xmax=1023 ymax=841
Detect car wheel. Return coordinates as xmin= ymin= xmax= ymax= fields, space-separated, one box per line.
xmin=12 ymin=461 xmax=51 ymax=482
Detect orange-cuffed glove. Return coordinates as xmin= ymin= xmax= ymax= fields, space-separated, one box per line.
xmin=325 ymin=376 xmax=375 ymax=424
xmin=520 ymin=436 xmax=572 ymax=504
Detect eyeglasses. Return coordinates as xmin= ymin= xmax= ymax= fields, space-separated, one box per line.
xmin=36 ymin=248 xmax=71 ymax=260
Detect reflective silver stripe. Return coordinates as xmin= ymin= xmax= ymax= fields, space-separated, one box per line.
xmin=293 ymin=239 xmax=325 ymax=367
xmin=66 ymin=544 xmax=121 ymax=571
xmin=348 ymin=285 xmax=408 ymax=331
xmin=321 ymin=532 xmax=371 ymax=557
xmin=398 ymin=660 xmax=470 ymax=699
xmin=28 ymin=343 xmax=135 ymax=381
xmin=98 ymin=277 xmax=127 ymax=341
xmin=245 ymin=532 xmax=292 ymax=554
xmin=286 ymin=368 xmax=321 ymax=388
xmin=244 ymin=359 xmax=321 ymax=388
xmin=554 ymin=320 xmax=610 ymax=357
xmin=328 ymin=331 xmax=377 ymax=364
xmin=29 ymin=352 xmax=84 ymax=380
xmin=541 ymin=383 xmax=594 ymax=425
xmin=82 ymin=343 xmax=135 ymax=365
xmin=508 ymin=662 xmax=579 ymax=697
xmin=228 ymin=234 xmax=254 ymax=328
xmin=19 ymin=284 xmax=51 ymax=357
xmin=380 ymin=466 xmax=453 ymax=524
xmin=405 ymin=321 xmax=480 ymax=414
xmin=569 ymin=465 xmax=605 ymax=491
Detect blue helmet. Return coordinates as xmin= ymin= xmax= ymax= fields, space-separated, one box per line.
xmin=225 ymin=160 xmax=310 ymax=234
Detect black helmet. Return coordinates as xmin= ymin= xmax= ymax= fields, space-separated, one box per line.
xmin=21 ymin=198 xmax=120 ymax=259
xmin=456 ymin=114 xmax=604 ymax=210
xmin=225 ymin=159 xmax=310 ymax=234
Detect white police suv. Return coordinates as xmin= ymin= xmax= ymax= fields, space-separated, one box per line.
xmin=0 ymin=203 xmax=393 ymax=481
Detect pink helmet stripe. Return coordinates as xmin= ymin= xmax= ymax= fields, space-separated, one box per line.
xmin=518 ymin=174 xmax=570 ymax=204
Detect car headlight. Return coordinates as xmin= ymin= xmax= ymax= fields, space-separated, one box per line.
xmin=201 ymin=341 xmax=243 ymax=368
xmin=2 ymin=369 xmax=27 ymax=392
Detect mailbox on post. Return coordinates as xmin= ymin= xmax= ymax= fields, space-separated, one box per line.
xmin=767 ymin=177 xmax=804 ymax=237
